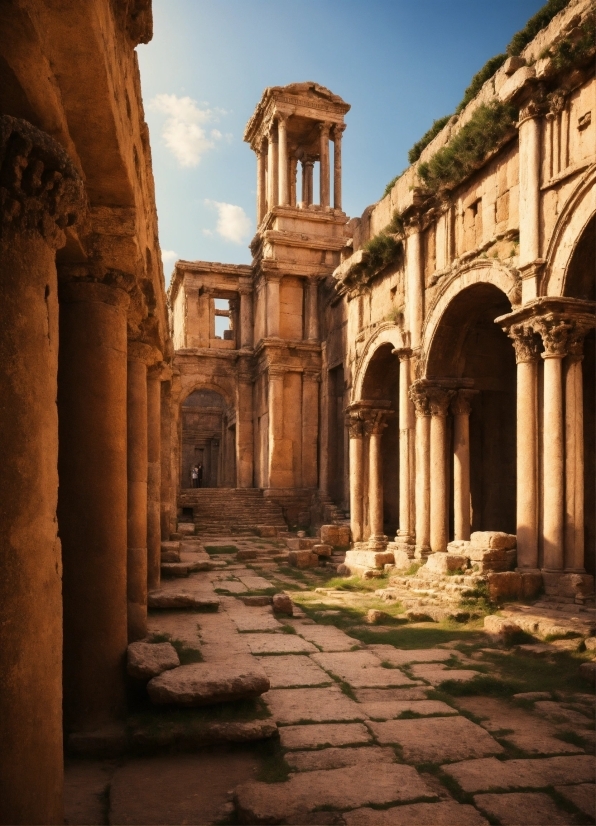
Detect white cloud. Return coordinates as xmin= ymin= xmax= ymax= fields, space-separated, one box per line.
xmin=161 ymin=249 xmax=178 ymax=270
xmin=149 ymin=94 xmax=222 ymax=167
xmin=205 ymin=200 xmax=251 ymax=244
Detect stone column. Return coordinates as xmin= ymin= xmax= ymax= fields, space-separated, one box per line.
xmin=365 ymin=410 xmax=390 ymax=549
xmin=319 ymin=344 xmax=330 ymax=498
xmin=451 ymin=390 xmax=476 ymax=541
xmin=160 ymin=373 xmax=173 ymax=541
xmin=410 ymin=384 xmax=431 ymax=558
xmin=518 ymin=102 xmax=542 ymax=267
xmin=394 ymin=348 xmax=414 ymax=546
xmin=290 ymin=157 xmax=298 ymax=207
xmin=302 ymin=159 xmax=314 ymax=207
xmin=267 ymin=367 xmax=285 ymax=488
xmin=267 ymin=122 xmax=278 ymax=210
xmin=333 ymin=124 xmax=344 ymax=210
xmin=406 ymin=224 xmax=424 ymax=348
xmin=0 ymin=116 xmax=83 ymax=825
xmin=347 ymin=414 xmax=365 ymax=542
xmin=278 ymin=114 xmax=289 ymax=206
xmin=237 ymin=367 xmax=254 ymax=488
xmin=506 ymin=324 xmax=541 ymax=570
xmin=428 ymin=387 xmax=452 ymax=553
xmin=302 ymin=371 xmax=320 ymax=488
xmin=564 ymin=325 xmax=590 ymax=572
xmin=535 ymin=315 xmax=570 ymax=572
xmin=127 ymin=341 xmax=152 ymax=641
xmin=306 ymin=277 xmax=319 ymax=341
xmin=257 ymin=138 xmax=267 ymax=223
xmin=319 ymin=122 xmax=331 ymax=208
xmin=147 ymin=362 xmax=163 ymax=592
xmin=239 ymin=286 xmax=253 ymax=349
xmin=266 ymin=275 xmax=281 ymax=338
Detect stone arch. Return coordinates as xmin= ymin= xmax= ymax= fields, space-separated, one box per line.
xmin=420 ymin=261 xmax=519 ymax=378
xmin=352 ymin=322 xmax=405 ymax=402
xmin=543 ymin=166 xmax=596 ymax=298
xmin=179 ymin=377 xmax=235 ymax=410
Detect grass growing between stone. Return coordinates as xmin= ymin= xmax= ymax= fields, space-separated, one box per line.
xmin=291 ymin=593 xmax=407 ymax=629
xmin=253 ymin=739 xmax=292 ymax=783
xmin=479 ymin=648 xmax=595 ymax=697
xmin=350 ymin=622 xmax=486 ymax=650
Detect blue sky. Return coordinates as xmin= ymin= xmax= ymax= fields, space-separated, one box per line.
xmin=137 ymin=0 xmax=548 ymax=281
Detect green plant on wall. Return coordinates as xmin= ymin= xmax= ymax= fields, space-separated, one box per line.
xmin=540 ymin=11 xmax=596 ymax=70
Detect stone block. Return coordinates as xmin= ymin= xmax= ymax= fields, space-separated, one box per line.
xmin=448 ymin=540 xmax=471 ymax=555
xmin=288 ymin=549 xmax=318 ymax=568
xmin=271 ymin=593 xmax=293 ymax=615
xmin=584 ymin=637 xmax=596 ymax=651
xmin=344 ymin=550 xmax=394 ymax=570
xmin=177 ymin=523 xmax=195 ymax=536
xmin=467 ymin=547 xmax=517 ymax=572
xmin=236 ymin=549 xmax=257 ymax=560
xmin=160 ymin=550 xmax=180 ymax=563
xmin=484 ymin=615 xmax=522 ymax=638
xmin=444 ymin=755 xmax=595 ymax=794
xmin=127 ymin=641 xmax=180 ymax=680
xmin=148 ymin=590 xmax=220 ymax=611
xmin=419 ymin=553 xmax=468 ymax=577
xmin=487 ymin=571 xmax=522 ymax=601
xmin=285 ymin=537 xmax=316 ymax=551
xmin=579 ymin=662 xmax=596 ymax=685
xmin=312 ymin=543 xmax=332 ymax=557
xmin=256 ymin=525 xmax=277 ymax=537
xmin=498 ymin=66 xmax=536 ymax=102
xmin=239 ymin=595 xmax=272 ymax=606
xmin=473 ymin=792 xmax=574 ymax=825
xmin=161 ymin=562 xmax=190 ymax=578
xmin=542 ymin=572 xmax=595 ymax=599
xmin=147 ymin=659 xmax=270 ymax=706
xmin=320 ymin=524 xmax=351 ymax=547
xmin=366 ymin=609 xmax=388 ymax=624
xmin=470 ymin=531 xmax=516 ymax=551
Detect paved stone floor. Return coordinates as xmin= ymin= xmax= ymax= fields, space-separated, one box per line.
xmin=65 ymin=534 xmax=596 ymax=825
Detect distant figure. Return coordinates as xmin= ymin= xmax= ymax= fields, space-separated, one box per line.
xmin=191 ymin=465 xmax=199 ymax=488
xmin=197 ymin=463 xmax=203 ymax=488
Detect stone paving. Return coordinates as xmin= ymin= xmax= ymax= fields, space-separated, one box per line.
xmin=65 ymin=534 xmax=596 ymax=825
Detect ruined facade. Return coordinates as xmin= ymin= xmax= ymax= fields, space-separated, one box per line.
xmin=170 ymin=0 xmax=595 ymax=589
xmin=0 ymin=2 xmax=171 ymax=822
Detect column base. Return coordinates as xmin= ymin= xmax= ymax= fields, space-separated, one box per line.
xmin=414 ymin=544 xmax=432 ymax=560
xmin=368 ymin=534 xmax=388 ymax=551
xmin=516 ymin=567 xmax=541 ymax=574
xmin=542 ymin=570 xmax=594 ymax=600
xmin=386 ymin=541 xmax=415 ymax=571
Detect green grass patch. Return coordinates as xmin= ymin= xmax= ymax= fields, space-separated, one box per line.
xmin=439 ymin=674 xmax=517 ymax=697
xmin=403 ymin=562 xmax=422 ymax=576
xmin=481 ymin=648 xmax=593 ymax=696
xmin=319 ymin=574 xmax=391 ymax=592
xmin=350 ymin=623 xmax=485 ymax=650
xmin=279 ymin=624 xmax=297 ymax=635
xmin=408 ymin=116 xmax=451 ymax=163
xmin=204 ymin=545 xmax=238 ymax=555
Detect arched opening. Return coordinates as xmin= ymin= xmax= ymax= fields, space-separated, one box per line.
xmin=180 ymin=389 xmax=236 ymax=489
xmin=564 ymin=214 xmax=595 ymax=577
xmin=427 ymin=283 xmax=516 ymax=536
xmin=360 ymin=342 xmax=399 ymax=539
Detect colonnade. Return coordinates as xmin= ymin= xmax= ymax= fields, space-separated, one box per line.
xmin=256 ymin=116 xmax=345 ymax=223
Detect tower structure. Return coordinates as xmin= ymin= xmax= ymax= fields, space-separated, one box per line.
xmin=243 ymin=82 xmax=350 ymax=503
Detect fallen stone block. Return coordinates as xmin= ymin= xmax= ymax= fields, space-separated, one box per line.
xmin=320 ymin=524 xmax=351 ymax=547
xmin=366 ymin=609 xmax=390 ymax=625
xmin=129 ymin=718 xmax=278 ymax=751
xmin=419 ymin=553 xmax=468 ymax=577
xmin=272 ymin=593 xmax=293 ymax=616
xmin=160 ymin=541 xmax=180 ymax=560
xmin=584 ymin=637 xmax=596 ymax=651
xmin=405 ymin=608 xmax=435 ymax=622
xmin=344 ymin=550 xmax=394 ymax=570
xmin=542 ymin=572 xmax=595 ymax=599
xmin=448 ymin=540 xmax=471 ymax=555
xmin=177 ymin=523 xmax=195 ymax=536
xmin=484 ymin=615 xmax=522 ymax=638
xmin=148 ymin=590 xmax=220 ymax=612
xmin=256 ymin=525 xmax=277 ymax=537
xmin=468 ymin=548 xmax=517 ymax=572
xmin=288 ymin=550 xmax=318 ymax=568
xmin=240 ymin=595 xmax=272 ymax=606
xmin=160 ymin=562 xmax=190 ymax=578
xmin=313 ymin=543 xmax=332 ymax=557
xmin=236 ymin=549 xmax=257 ymax=561
xmin=127 ymin=641 xmax=180 ymax=680
xmin=285 ymin=537 xmax=316 ymax=551
xmin=470 ymin=531 xmax=516 ymax=551
xmin=147 ymin=659 xmax=270 ymax=706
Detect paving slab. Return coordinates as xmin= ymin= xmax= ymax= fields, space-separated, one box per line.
xmin=368 ymin=716 xmax=504 ymax=763
xmin=147 ymin=590 xmax=219 ymax=611
xmin=410 ymin=663 xmax=480 ymax=685
xmin=255 ymin=655 xmax=332 ymax=688
xmin=344 ymin=801 xmax=489 ymax=825
xmin=361 ymin=699 xmax=457 ymax=720
xmin=456 ymin=696 xmax=584 ymax=755
xmin=147 ymin=657 xmax=270 ymax=706
xmin=368 ymin=645 xmax=454 ymax=665
xmin=234 ymin=763 xmax=437 ymax=823
xmin=263 ymin=687 xmax=367 ymax=724
xmin=353 ymin=687 xmax=429 ymax=703
xmin=213 ymin=580 xmax=247 ymax=593
xmin=555 ymin=784 xmax=596 ymax=818
xmin=244 ymin=633 xmax=318 ymax=655
xmin=126 ymin=642 xmax=180 ymax=680
xmin=290 ymin=622 xmax=361 ymax=651
xmin=286 ymin=746 xmax=396 ymax=772
xmin=227 ymin=611 xmax=281 ymax=632
xmin=533 ymin=700 xmax=594 ymax=728
xmin=280 ymin=722 xmax=372 ymax=750
xmin=64 ymin=760 xmax=116 ymax=826
xmin=444 ymin=755 xmax=596 ymax=793
xmin=312 ymin=651 xmax=420 ymax=687
xmin=238 ymin=575 xmax=273 ymax=590
xmin=473 ymin=792 xmax=578 ymax=825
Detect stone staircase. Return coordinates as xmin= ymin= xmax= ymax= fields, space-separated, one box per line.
xmin=179 ymin=488 xmax=287 ymax=535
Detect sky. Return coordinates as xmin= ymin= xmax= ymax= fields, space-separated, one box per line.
xmin=137 ymin=0 xmax=549 ymax=282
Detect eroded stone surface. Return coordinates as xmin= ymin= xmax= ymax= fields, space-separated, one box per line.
xmin=368 ymin=716 xmax=504 ymax=762
xmin=312 ymin=651 xmax=419 ymax=687
xmin=286 ymin=746 xmax=395 ymax=772
xmin=292 ymin=623 xmax=360 ymax=651
xmin=126 ymin=642 xmax=180 ymax=680
xmin=256 ymin=655 xmax=332 ymax=688
xmin=148 ymin=590 xmax=219 ymax=611
xmin=263 ymin=687 xmax=367 ymax=724
xmin=147 ymin=658 xmax=270 ymax=705
xmin=410 ymin=663 xmax=480 ymax=685
xmin=444 ymin=755 xmax=596 ymax=793
xmin=244 ymin=633 xmax=317 ymax=655
xmin=473 ymin=792 xmax=575 ymax=825
xmin=361 ymin=699 xmax=457 ymax=720
xmin=368 ymin=645 xmax=454 ymax=665
xmin=344 ymin=801 xmax=490 ymax=825
xmin=353 ymin=687 xmax=429 ymax=703
xmin=279 ymin=722 xmax=371 ymax=749
xmin=554 ymin=783 xmax=596 ymax=817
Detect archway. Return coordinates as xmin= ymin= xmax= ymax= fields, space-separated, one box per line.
xmin=180 ymin=388 xmax=236 ymax=488
xmin=427 ymin=282 xmax=516 ymax=536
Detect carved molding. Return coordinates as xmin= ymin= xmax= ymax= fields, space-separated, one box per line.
xmin=533 ymin=313 xmax=573 ymax=357
xmin=450 ymin=389 xmax=477 ymax=417
xmin=346 ymin=412 xmax=364 ymax=439
xmin=507 ymin=323 xmax=542 ymax=364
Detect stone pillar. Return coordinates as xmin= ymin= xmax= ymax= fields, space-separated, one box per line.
xmin=0 ymin=116 xmax=83 ymax=825
xmin=319 ymin=122 xmax=331 ymax=208
xmin=147 ymin=362 xmax=163 ymax=592
xmin=267 ymin=367 xmax=285 ymax=488
xmin=365 ymin=410 xmax=390 ymax=549
xmin=333 ymin=125 xmax=344 ymax=210
xmin=451 ymin=390 xmax=475 ymax=542
xmin=278 ymin=114 xmax=289 ymax=206
xmin=347 ymin=414 xmax=365 ymax=542
xmin=302 ymin=159 xmax=314 ymax=207
xmin=267 ymin=122 xmax=278 ymax=209
xmin=302 ymin=371 xmax=320 ymax=488
xmin=406 ymin=225 xmax=424 ymax=348
xmin=535 ymin=315 xmax=570 ymax=572
xmin=518 ymin=103 xmax=542 ymax=267
xmin=410 ymin=384 xmax=431 ymax=558
xmin=319 ymin=345 xmax=330 ymax=498
xmin=257 ymin=138 xmax=267 ymax=223
xmin=127 ymin=341 xmax=152 ymax=641
xmin=237 ymin=368 xmax=254 ymax=488
xmin=394 ymin=348 xmax=414 ymax=546
xmin=160 ymin=374 xmax=173 ymax=541
xmin=306 ymin=277 xmax=319 ymax=341
xmin=239 ymin=286 xmax=253 ymax=349
xmin=266 ymin=275 xmax=281 ymax=338
xmin=290 ymin=157 xmax=298 ymax=207
xmin=428 ymin=387 xmax=452 ymax=553
xmin=507 ymin=324 xmax=541 ymax=570
xmin=564 ymin=329 xmax=588 ymax=572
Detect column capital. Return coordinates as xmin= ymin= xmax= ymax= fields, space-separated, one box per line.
xmin=318 ymin=121 xmax=332 ymax=138
xmin=148 ymin=360 xmax=170 ymax=380
xmin=302 ymin=158 xmax=315 ymax=170
xmin=128 ymin=340 xmax=158 ymax=364
xmin=450 ymin=388 xmax=477 ymax=417
xmin=0 ymin=115 xmax=84 ymax=249
xmin=362 ymin=407 xmax=394 ymax=435
xmin=303 ymin=369 xmax=321 ymax=383
xmin=507 ymin=323 xmax=542 ymax=363
xmin=409 ymin=382 xmax=431 ymax=417
xmin=332 ymin=124 xmax=346 ymax=139
xmin=534 ymin=314 xmax=574 ymax=359
xmin=268 ymin=365 xmax=286 ymax=379
xmin=267 ymin=120 xmax=278 ymax=142
xmin=392 ymin=346 xmax=413 ymax=362
xmin=426 ymin=386 xmax=453 ymax=417
xmin=518 ymin=87 xmax=547 ymax=126
xmin=345 ymin=412 xmax=364 ymax=439
xmin=57 ymin=276 xmax=131 ymax=310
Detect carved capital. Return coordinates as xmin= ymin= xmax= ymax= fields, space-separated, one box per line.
xmin=507 ymin=323 xmax=542 ymax=363
xmin=148 ymin=360 xmax=170 ymax=380
xmin=0 ymin=115 xmax=84 ymax=248
xmin=393 ymin=347 xmax=412 ymax=363
xmin=409 ymin=383 xmax=431 ymax=417
xmin=345 ymin=412 xmax=364 ymax=439
xmin=450 ymin=389 xmax=477 ymax=417
xmin=426 ymin=386 xmax=453 ymax=417
xmin=518 ymin=86 xmax=547 ymax=124
xmin=332 ymin=124 xmax=346 ymax=141
xmin=547 ymin=90 xmax=567 ymax=117
xmin=533 ymin=314 xmax=573 ymax=358
xmin=363 ymin=408 xmax=392 ymax=435
xmin=128 ymin=340 xmax=158 ymax=364
xmin=318 ymin=122 xmax=332 ymax=138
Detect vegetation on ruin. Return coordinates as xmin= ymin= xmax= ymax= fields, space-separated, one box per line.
xmin=417 ymin=100 xmax=517 ymax=193
xmin=407 ymin=116 xmax=452 ymax=163
xmin=345 ymin=209 xmax=406 ymax=288
xmin=507 ymin=0 xmax=571 ymax=56
xmin=539 ymin=11 xmax=596 ymax=70
xmin=455 ymin=54 xmax=509 ymax=113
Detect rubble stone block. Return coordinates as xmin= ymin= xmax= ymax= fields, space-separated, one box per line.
xmin=419 ymin=553 xmax=468 ymax=577
xmin=521 ymin=572 xmax=543 ymax=598
xmin=320 ymin=524 xmax=340 ymax=545
xmin=127 ymin=641 xmax=180 ymax=680
xmin=344 ymin=550 xmax=394 ymax=571
xmin=178 ymin=523 xmax=195 ymax=536
xmin=288 ymin=550 xmax=318 ymax=568
xmin=448 ymin=540 xmax=471 ymax=555
xmin=470 ymin=531 xmax=516 ymax=551
xmin=313 ymin=543 xmax=333 ymax=557
xmin=147 ymin=659 xmax=270 ymax=705
xmin=272 ymin=593 xmax=293 ymax=615
xmin=542 ymin=572 xmax=595 ymax=599
xmin=236 ymin=549 xmax=257 ymax=561
xmin=484 ymin=615 xmax=521 ymax=637
xmin=148 ymin=590 xmax=220 ymax=611
xmin=256 ymin=526 xmax=277 ymax=537
xmin=487 ymin=571 xmax=522 ymax=600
